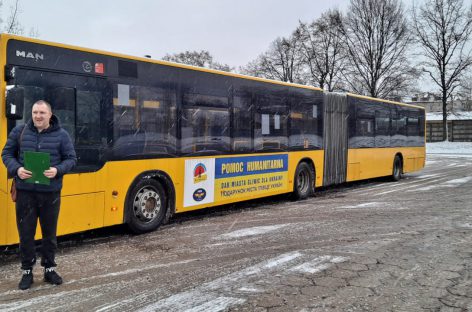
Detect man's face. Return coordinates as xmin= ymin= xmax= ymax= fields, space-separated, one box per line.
xmin=32 ymin=103 xmax=52 ymax=131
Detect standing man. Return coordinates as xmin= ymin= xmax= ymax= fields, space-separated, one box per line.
xmin=2 ymin=100 xmax=77 ymax=290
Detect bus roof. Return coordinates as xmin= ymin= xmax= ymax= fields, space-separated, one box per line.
xmin=1 ymin=33 xmax=321 ymax=91
xmin=347 ymin=93 xmax=425 ymax=110
xmin=1 ymin=33 xmax=424 ymax=110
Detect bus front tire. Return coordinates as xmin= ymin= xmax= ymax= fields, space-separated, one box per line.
xmin=126 ymin=179 xmax=167 ymax=234
xmin=392 ymin=156 xmax=403 ymax=181
xmin=293 ymin=162 xmax=314 ymax=200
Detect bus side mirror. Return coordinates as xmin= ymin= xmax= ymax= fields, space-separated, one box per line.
xmin=5 ymin=86 xmax=24 ymax=120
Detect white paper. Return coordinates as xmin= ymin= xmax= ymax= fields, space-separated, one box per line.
xmin=118 ymin=84 xmax=130 ymax=106
xmin=274 ymin=114 xmax=280 ymax=130
xmin=262 ymin=114 xmax=270 ymax=134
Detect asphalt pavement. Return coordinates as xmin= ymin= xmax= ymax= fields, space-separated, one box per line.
xmin=1 ymin=154 xmax=471 ymax=311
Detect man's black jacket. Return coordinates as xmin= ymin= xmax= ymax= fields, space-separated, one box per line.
xmin=1 ymin=115 xmax=77 ymax=192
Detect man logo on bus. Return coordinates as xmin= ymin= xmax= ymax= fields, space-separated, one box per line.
xmin=16 ymin=50 xmax=44 ymax=61
xmin=194 ymin=163 xmax=207 ymax=183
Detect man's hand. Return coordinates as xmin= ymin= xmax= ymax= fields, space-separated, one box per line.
xmin=44 ymin=167 xmax=58 ymax=179
xmin=17 ymin=167 xmax=32 ymax=180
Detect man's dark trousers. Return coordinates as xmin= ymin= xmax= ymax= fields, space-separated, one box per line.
xmin=16 ymin=190 xmax=61 ymax=270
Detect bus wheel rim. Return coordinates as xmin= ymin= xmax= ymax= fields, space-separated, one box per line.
xmin=298 ymin=169 xmax=309 ymax=194
xmin=133 ymin=186 xmax=161 ymax=223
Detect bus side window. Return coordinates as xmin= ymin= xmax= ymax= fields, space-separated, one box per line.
xmin=111 ymin=84 xmax=141 ymax=158
xmin=418 ymin=110 xmax=426 ymax=146
xmin=254 ymin=92 xmax=288 ymax=151
xmin=181 ymin=93 xmax=230 ymax=155
xmin=354 ymin=100 xmax=375 ymax=148
xmin=407 ymin=108 xmax=420 ymax=147
xmin=233 ymin=89 xmax=253 ymax=153
xmin=76 ymin=90 xmax=102 ymax=146
xmin=374 ymin=104 xmax=391 ymax=148
xmin=181 ymin=105 xmax=230 ymax=155
xmin=392 ymin=107 xmax=407 ymax=147
xmin=75 ymin=90 xmax=105 ymax=168
xmin=137 ymin=86 xmax=177 ymax=156
xmin=348 ymin=96 xmax=357 ymax=148
xmin=289 ymin=89 xmax=323 ymax=150
xmin=49 ymin=87 xmax=76 ymax=143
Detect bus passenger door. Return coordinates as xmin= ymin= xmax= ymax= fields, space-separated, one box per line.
xmin=49 ymin=79 xmax=109 ymax=235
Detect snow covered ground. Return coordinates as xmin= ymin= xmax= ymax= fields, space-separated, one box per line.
xmin=427 ymin=112 xmax=472 ymax=121
xmin=426 ymin=141 xmax=472 ymax=155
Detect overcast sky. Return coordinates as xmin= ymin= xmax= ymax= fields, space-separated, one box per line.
xmin=12 ymin=0 xmax=350 ymax=68
xmin=8 ymin=0 xmax=471 ymax=94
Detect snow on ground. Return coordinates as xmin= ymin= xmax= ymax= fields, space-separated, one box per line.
xmin=131 ymin=251 xmax=348 ymax=312
xmin=427 ymin=112 xmax=472 ymax=120
xmin=426 ymin=141 xmax=472 ymax=155
xmin=220 ymin=224 xmax=289 ymax=239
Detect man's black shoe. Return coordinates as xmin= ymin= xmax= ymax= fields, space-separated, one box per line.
xmin=19 ymin=269 xmax=33 ymax=290
xmin=44 ymin=267 xmax=63 ymax=285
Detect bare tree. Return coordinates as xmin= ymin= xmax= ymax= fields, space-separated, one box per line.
xmin=297 ymin=9 xmax=346 ymax=91
xmin=457 ymin=73 xmax=472 ymax=111
xmin=0 ymin=0 xmax=39 ymax=36
xmin=162 ymin=50 xmax=233 ymax=72
xmin=241 ymin=35 xmax=304 ymax=83
xmin=3 ymin=0 xmax=23 ymax=34
xmin=341 ymin=0 xmax=413 ymax=98
xmin=413 ymin=0 xmax=472 ymax=141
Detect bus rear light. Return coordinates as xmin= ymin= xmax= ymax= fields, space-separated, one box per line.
xmin=111 ymin=206 xmax=118 ymax=211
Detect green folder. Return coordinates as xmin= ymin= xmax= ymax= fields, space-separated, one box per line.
xmin=24 ymin=151 xmax=51 ymax=185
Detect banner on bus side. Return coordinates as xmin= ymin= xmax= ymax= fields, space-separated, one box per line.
xmin=184 ymin=154 xmax=288 ymax=207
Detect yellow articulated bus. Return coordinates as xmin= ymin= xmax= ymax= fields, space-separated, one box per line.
xmin=0 ymin=34 xmax=425 ymax=246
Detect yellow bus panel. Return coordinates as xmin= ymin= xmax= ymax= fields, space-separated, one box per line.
xmin=347 ymin=147 xmax=425 ymax=182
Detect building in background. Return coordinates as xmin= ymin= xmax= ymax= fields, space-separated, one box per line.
xmin=405 ymin=93 xmax=472 ymax=142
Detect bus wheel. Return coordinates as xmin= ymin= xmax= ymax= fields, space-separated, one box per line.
xmin=126 ymin=179 xmax=167 ymax=234
xmin=293 ymin=162 xmax=314 ymax=200
xmin=392 ymin=156 xmax=403 ymax=181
